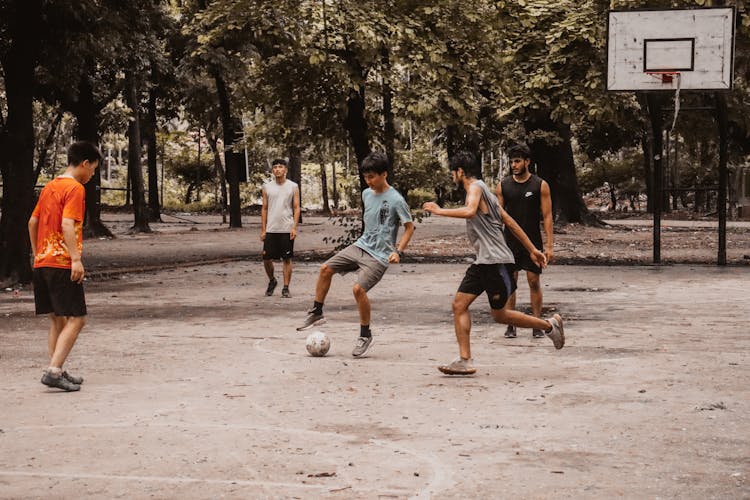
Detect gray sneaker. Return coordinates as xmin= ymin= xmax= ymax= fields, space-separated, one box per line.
xmin=41 ymin=371 xmax=80 ymax=392
xmin=546 ymin=314 xmax=565 ymax=349
xmin=352 ymin=336 xmax=373 ymax=357
xmin=504 ymin=325 xmax=517 ymax=338
xmin=438 ymin=357 xmax=476 ymax=375
xmin=62 ymin=370 xmax=83 ymax=385
xmin=297 ymin=309 xmax=326 ymax=331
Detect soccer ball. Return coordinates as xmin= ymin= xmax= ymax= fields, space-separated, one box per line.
xmin=306 ymin=331 xmax=331 ymax=357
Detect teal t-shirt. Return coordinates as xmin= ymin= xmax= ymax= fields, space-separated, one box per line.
xmin=355 ymin=187 xmax=412 ymax=265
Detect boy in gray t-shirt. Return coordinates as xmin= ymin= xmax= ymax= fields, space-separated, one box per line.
xmin=423 ymin=151 xmax=565 ymax=376
xmin=298 ymin=152 xmax=414 ymax=358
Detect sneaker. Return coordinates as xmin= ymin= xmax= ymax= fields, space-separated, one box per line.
xmin=438 ymin=357 xmax=476 ymax=375
xmin=545 ymin=314 xmax=565 ymax=349
xmin=297 ymin=309 xmax=326 ymax=331
xmin=41 ymin=371 xmax=80 ymax=392
xmin=532 ymin=328 xmax=545 ymax=339
xmin=265 ymin=278 xmax=278 ymax=296
xmin=281 ymin=287 xmax=291 ymax=298
xmin=62 ymin=370 xmax=84 ymax=385
xmin=504 ymin=325 xmax=517 ymax=338
xmin=352 ymin=336 xmax=373 ymax=357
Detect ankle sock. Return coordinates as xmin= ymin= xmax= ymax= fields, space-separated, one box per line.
xmin=313 ymin=301 xmax=324 ymax=314
xmin=360 ymin=325 xmax=371 ymax=338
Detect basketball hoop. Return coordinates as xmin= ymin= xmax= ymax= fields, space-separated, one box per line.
xmin=645 ymin=71 xmax=680 ymax=84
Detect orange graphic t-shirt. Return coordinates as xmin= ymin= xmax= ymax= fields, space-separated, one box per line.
xmin=32 ymin=176 xmax=86 ymax=269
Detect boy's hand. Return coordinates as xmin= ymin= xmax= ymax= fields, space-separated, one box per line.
xmin=544 ymin=246 xmax=554 ymax=263
xmin=70 ymin=260 xmax=85 ymax=283
xmin=422 ymin=202 xmax=439 ymax=213
xmin=388 ymin=251 xmax=400 ymax=263
xmin=290 ymin=228 xmax=297 ymax=240
xmin=260 ymin=230 xmax=266 ymax=241
xmin=530 ymin=249 xmax=548 ymax=269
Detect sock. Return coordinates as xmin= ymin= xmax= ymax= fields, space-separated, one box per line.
xmin=545 ymin=320 xmax=553 ymax=333
xmin=269 ymin=277 xmax=277 ymax=283
xmin=360 ymin=325 xmax=371 ymax=338
xmin=313 ymin=301 xmax=324 ymax=314
xmin=47 ymin=366 xmax=62 ymax=377
xmin=282 ymin=285 xmax=289 ymax=290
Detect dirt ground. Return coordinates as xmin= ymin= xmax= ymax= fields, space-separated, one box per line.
xmin=0 ymin=213 xmax=749 ymax=498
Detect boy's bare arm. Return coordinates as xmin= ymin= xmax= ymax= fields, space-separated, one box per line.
xmin=389 ymin=221 xmax=415 ymax=263
xmin=61 ymin=218 xmax=84 ymax=283
xmin=540 ymin=180 xmax=554 ymax=261
xmin=260 ymin=187 xmax=268 ymax=240
xmin=422 ymin=184 xmax=482 ymax=219
xmin=28 ymin=216 xmax=39 ymax=256
xmin=291 ymin=186 xmax=300 ymax=240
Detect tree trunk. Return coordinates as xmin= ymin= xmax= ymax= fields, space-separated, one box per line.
xmin=146 ymin=89 xmax=161 ymax=222
xmin=525 ymin=110 xmax=592 ymax=224
xmin=213 ymin=70 xmax=241 ymax=228
xmin=381 ymin=47 xmax=395 ymax=180
xmin=208 ymin=132 xmax=228 ymax=224
xmin=331 ymin=158 xmax=339 ymax=209
xmin=34 ymin=109 xmax=63 ymax=183
xmin=343 ymin=86 xmax=371 ymax=193
xmin=75 ymin=75 xmax=113 ymax=238
xmin=320 ymin=156 xmax=330 ymax=214
xmin=288 ymin=145 xmax=303 ymax=223
xmin=125 ymin=71 xmax=151 ymax=233
xmin=0 ymin=0 xmax=41 ymax=284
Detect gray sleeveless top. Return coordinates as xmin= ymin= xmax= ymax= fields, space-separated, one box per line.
xmin=466 ymin=180 xmax=515 ymax=265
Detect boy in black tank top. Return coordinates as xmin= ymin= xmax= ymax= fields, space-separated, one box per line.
xmin=496 ymin=144 xmax=554 ymax=339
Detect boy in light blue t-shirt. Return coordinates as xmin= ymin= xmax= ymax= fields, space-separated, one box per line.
xmin=298 ymin=152 xmax=415 ymax=358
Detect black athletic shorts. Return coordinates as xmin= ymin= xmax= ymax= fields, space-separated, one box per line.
xmin=457 ymin=263 xmax=517 ymax=310
xmin=508 ymin=247 xmax=543 ymax=275
xmin=263 ymin=233 xmax=294 ymax=260
xmin=33 ymin=267 xmax=87 ymax=317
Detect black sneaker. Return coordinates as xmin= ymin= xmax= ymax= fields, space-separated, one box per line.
xmin=297 ymin=309 xmax=326 ymax=331
xmin=504 ymin=325 xmax=517 ymax=338
xmin=265 ymin=278 xmax=278 ymax=296
xmin=352 ymin=336 xmax=373 ymax=357
xmin=281 ymin=287 xmax=291 ymax=298
xmin=41 ymin=372 xmax=80 ymax=392
xmin=532 ymin=329 xmax=545 ymax=339
xmin=62 ymin=370 xmax=84 ymax=385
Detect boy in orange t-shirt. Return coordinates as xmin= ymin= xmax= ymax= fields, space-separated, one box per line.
xmin=28 ymin=141 xmax=101 ymax=392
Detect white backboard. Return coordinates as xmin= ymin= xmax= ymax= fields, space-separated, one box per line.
xmin=607 ymin=8 xmax=735 ymax=91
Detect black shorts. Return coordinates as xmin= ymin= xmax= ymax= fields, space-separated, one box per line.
xmin=508 ymin=248 xmax=543 ymax=275
xmin=33 ymin=267 xmax=87 ymax=317
xmin=457 ymin=263 xmax=517 ymax=310
xmin=263 ymin=233 xmax=294 ymax=260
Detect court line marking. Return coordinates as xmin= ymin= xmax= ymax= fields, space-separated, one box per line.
xmin=7 ymin=421 xmax=453 ymax=498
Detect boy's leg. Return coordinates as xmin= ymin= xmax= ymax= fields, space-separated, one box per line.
xmin=491 ymin=307 xmax=564 ymax=349
xmin=314 ymin=264 xmax=334 ymax=303
xmin=49 ymin=316 xmax=86 ymax=369
xmin=263 ymin=259 xmax=275 ymax=281
xmin=353 ymin=283 xmax=370 ymax=326
xmin=282 ymin=258 xmax=292 ymax=288
xmin=48 ymin=314 xmax=66 ymax=360
xmin=452 ymin=292 xmax=478 ymax=360
xmin=527 ymin=271 xmax=545 ymax=338
xmin=504 ymin=271 xmax=520 ymax=338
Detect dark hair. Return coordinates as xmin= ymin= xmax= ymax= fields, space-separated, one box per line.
xmin=360 ymin=151 xmax=390 ymax=175
xmin=271 ymin=158 xmax=288 ymax=167
xmin=449 ymin=151 xmax=481 ymax=178
xmin=68 ymin=141 xmax=102 ymax=166
xmin=506 ymin=143 xmax=531 ymax=160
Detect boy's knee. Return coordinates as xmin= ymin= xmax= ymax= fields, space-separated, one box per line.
xmin=527 ymin=274 xmax=541 ymax=290
xmin=451 ymin=299 xmax=467 ymax=315
xmin=319 ymin=264 xmax=333 ymax=277
xmin=68 ymin=316 xmax=86 ymax=329
xmin=353 ymin=283 xmax=367 ymax=298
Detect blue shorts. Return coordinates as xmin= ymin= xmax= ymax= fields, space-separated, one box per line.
xmin=457 ymin=263 xmax=517 ymax=310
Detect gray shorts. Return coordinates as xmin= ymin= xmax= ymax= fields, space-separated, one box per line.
xmin=324 ymin=244 xmax=388 ymax=292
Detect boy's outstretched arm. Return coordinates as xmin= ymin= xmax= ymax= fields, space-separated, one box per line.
xmin=422 ymin=184 xmax=482 ymax=219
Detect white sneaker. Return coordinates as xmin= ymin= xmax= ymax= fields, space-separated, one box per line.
xmin=437 ymin=357 xmax=476 ymax=375
xmin=546 ymin=314 xmax=565 ymax=349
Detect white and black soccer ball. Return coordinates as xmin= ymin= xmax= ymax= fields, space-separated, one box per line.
xmin=305 ymin=331 xmax=331 ymax=357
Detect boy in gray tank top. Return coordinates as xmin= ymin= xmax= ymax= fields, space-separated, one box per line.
xmin=422 ymin=152 xmax=565 ymax=376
